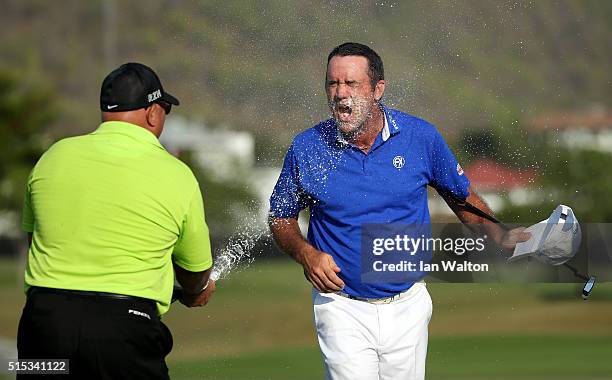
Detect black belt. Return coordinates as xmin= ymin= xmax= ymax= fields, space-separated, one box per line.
xmin=27 ymin=286 xmax=155 ymax=306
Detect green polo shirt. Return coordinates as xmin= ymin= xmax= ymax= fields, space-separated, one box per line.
xmin=22 ymin=121 xmax=212 ymax=315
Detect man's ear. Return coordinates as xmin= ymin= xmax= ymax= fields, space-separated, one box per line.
xmin=145 ymin=104 xmax=162 ymax=128
xmin=374 ymin=80 xmax=385 ymax=101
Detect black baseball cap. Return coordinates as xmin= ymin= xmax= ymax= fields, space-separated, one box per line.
xmin=100 ymin=62 xmax=179 ymax=112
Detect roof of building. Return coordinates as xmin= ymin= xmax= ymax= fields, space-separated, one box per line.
xmin=464 ymin=159 xmax=537 ymax=192
xmin=529 ymin=106 xmax=612 ymax=132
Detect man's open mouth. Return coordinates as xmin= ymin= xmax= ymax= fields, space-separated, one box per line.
xmin=337 ymin=104 xmax=352 ymax=121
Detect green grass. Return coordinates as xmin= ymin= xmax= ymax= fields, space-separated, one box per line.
xmin=427 ymin=335 xmax=612 ymax=380
xmin=168 ymin=336 xmax=612 ymax=380
xmin=1 ymin=257 xmax=612 ymax=379
xmin=169 ymin=347 xmax=323 ymax=380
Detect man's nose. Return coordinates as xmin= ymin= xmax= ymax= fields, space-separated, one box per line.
xmin=334 ymin=83 xmax=350 ymax=100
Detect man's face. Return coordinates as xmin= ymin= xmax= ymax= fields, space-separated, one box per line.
xmin=326 ymin=55 xmax=381 ymax=136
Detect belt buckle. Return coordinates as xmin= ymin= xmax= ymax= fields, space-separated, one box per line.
xmin=343 ymin=292 xmax=400 ymax=304
xmin=368 ymin=296 xmax=391 ymax=305
xmin=376 ymin=293 xmax=402 ymax=304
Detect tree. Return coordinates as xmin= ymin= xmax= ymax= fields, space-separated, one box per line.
xmin=501 ymin=148 xmax=612 ymax=223
xmin=0 ymin=69 xmax=56 ymax=235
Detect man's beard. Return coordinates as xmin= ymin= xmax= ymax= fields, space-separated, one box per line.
xmin=329 ymin=96 xmax=375 ymax=139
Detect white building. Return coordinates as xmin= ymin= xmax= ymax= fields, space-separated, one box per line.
xmin=160 ymin=116 xmax=281 ymax=229
xmin=530 ymin=105 xmax=612 ymax=154
xmin=160 ymin=116 xmax=255 ymax=181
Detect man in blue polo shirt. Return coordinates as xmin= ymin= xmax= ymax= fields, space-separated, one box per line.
xmin=269 ymin=42 xmax=529 ymax=379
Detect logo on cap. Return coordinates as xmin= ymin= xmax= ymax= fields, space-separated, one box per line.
xmin=100 ymin=62 xmax=179 ymax=112
xmin=147 ymin=89 xmax=162 ymax=103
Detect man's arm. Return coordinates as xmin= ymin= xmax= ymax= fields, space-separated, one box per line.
xmin=441 ymin=186 xmax=530 ymax=250
xmin=172 ymin=179 xmax=215 ymax=307
xmin=269 ymin=216 xmax=344 ymax=292
xmin=173 ymin=264 xmax=215 ymax=307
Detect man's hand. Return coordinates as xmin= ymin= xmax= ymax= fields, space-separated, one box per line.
xmin=269 ymin=216 xmax=344 ymax=293
xmin=442 ymin=187 xmax=532 ymax=251
xmin=302 ymin=248 xmax=345 ymax=293
xmin=180 ymin=280 xmax=216 ymax=307
xmin=499 ymin=227 xmax=531 ymax=250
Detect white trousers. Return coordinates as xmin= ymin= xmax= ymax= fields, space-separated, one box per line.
xmin=312 ymin=283 xmax=432 ymax=380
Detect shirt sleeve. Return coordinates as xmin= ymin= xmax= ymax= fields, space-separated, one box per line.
xmin=22 ymin=171 xmax=34 ymax=233
xmin=269 ymin=144 xmax=309 ymax=218
xmin=172 ymin=180 xmax=213 ymax=272
xmin=429 ymin=130 xmax=471 ymax=200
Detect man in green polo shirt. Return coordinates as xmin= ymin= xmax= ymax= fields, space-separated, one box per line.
xmin=18 ymin=63 xmax=214 ymax=379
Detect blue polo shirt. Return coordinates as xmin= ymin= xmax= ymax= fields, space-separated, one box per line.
xmin=270 ymin=105 xmax=470 ymax=298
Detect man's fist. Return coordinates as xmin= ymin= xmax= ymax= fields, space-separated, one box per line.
xmin=302 ymin=249 xmax=345 ymax=293
xmin=500 ymin=227 xmax=531 ymax=250
xmin=180 ymin=280 xmax=216 ymax=307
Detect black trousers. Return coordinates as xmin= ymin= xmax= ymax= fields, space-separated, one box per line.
xmin=17 ymin=288 xmax=173 ymax=379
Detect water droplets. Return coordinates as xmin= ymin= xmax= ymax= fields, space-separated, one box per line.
xmin=210 ymin=214 xmax=269 ymax=281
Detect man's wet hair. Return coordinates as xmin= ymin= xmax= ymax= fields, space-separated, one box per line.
xmin=327 ymin=42 xmax=384 ymax=88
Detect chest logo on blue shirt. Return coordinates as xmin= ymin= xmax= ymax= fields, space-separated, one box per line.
xmin=393 ymin=155 xmax=405 ymax=169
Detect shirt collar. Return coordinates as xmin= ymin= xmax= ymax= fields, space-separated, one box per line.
xmin=335 ymin=104 xmax=399 ymax=146
xmin=93 ymin=121 xmax=164 ymax=149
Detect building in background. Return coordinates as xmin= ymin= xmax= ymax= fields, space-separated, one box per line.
xmin=428 ymin=159 xmax=538 ymax=219
xmin=160 ymin=116 xmax=280 ymax=226
xmin=161 ymin=116 xmax=255 ymax=181
xmin=529 ymin=105 xmax=612 ymax=154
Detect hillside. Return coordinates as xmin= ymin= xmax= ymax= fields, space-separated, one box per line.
xmin=1 ymin=1 xmax=610 ymax=156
